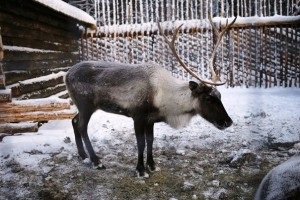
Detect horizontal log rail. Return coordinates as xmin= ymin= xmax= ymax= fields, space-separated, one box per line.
xmin=93 ymin=16 xmax=300 ymax=38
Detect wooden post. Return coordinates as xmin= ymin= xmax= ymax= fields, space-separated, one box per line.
xmin=81 ymin=32 xmax=85 ymax=60
xmin=0 ymin=26 xmax=11 ymax=103
xmin=0 ymin=27 xmax=5 ymax=89
xmin=85 ymin=30 xmax=89 ymax=60
xmin=91 ymin=34 xmax=94 ymax=60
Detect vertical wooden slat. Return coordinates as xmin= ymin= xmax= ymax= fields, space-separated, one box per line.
xmin=91 ymin=34 xmax=94 ymax=60
xmin=85 ymin=32 xmax=89 ymax=60
xmin=284 ymin=27 xmax=289 ymax=87
xmin=245 ymin=28 xmax=251 ymax=87
xmin=80 ymin=32 xmax=85 ymax=61
xmin=273 ymin=26 xmax=278 ymax=87
xmin=73 ymin=0 xmax=298 ymax=88
xmin=296 ymin=26 xmax=300 ymax=88
xmin=237 ymin=27 xmax=241 ymax=86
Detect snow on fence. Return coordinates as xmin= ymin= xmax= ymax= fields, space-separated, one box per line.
xmin=69 ymin=0 xmax=300 ymax=87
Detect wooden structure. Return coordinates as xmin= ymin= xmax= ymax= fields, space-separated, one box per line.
xmin=71 ymin=0 xmax=300 ymax=88
xmin=0 ymin=0 xmax=96 ymax=135
xmin=0 ymin=0 xmax=96 ymax=99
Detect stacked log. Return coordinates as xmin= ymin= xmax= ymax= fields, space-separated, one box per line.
xmin=0 ymin=97 xmax=76 ymax=123
xmin=0 ymin=122 xmax=39 ymax=141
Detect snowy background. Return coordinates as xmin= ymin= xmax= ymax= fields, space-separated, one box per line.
xmin=1 ymin=87 xmax=299 ymax=199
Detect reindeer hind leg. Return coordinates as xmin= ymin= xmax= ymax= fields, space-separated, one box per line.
xmin=72 ymin=113 xmax=87 ymax=160
xmin=77 ymin=110 xmax=105 ymax=170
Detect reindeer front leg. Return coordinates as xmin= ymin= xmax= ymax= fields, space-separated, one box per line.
xmin=134 ymin=119 xmax=148 ymax=178
xmin=145 ymin=122 xmax=160 ymax=172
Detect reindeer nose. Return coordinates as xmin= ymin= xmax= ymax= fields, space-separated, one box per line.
xmin=224 ymin=118 xmax=233 ymax=127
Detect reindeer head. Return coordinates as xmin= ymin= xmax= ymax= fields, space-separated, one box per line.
xmin=189 ymin=81 xmax=232 ymax=130
xmin=158 ymin=16 xmax=236 ymax=130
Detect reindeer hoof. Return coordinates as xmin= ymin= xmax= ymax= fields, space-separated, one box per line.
xmin=147 ymin=164 xmax=161 ymax=172
xmin=93 ymin=163 xmax=106 ymax=170
xmin=136 ymin=170 xmax=149 ymax=178
xmin=152 ymin=166 xmax=161 ymax=172
xmin=83 ymin=158 xmax=91 ymax=164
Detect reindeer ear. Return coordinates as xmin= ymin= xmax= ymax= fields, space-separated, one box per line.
xmin=189 ymin=81 xmax=205 ymax=96
xmin=189 ymin=81 xmax=212 ymax=97
xmin=189 ymin=81 xmax=198 ymax=91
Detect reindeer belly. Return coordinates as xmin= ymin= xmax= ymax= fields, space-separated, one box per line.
xmin=98 ymin=101 xmax=131 ymax=117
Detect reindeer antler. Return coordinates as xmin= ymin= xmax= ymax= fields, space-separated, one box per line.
xmin=157 ymin=21 xmax=229 ymax=86
xmin=208 ymin=13 xmax=237 ymax=84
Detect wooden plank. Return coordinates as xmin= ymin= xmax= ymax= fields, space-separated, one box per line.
xmin=0 ymin=109 xmax=77 ymax=123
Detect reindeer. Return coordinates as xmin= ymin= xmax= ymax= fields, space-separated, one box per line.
xmin=65 ymin=17 xmax=235 ymax=177
xmin=255 ymin=155 xmax=300 ymax=200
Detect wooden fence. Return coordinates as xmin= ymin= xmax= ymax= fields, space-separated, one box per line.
xmin=69 ymin=0 xmax=300 ymax=87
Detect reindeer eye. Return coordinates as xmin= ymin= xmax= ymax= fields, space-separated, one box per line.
xmin=204 ymin=96 xmax=212 ymax=102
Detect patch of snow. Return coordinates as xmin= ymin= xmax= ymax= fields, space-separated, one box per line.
xmin=0 ymin=87 xmax=299 ymax=194
xmin=0 ymin=89 xmax=11 ymax=95
xmin=3 ymin=45 xmax=61 ymax=53
xmin=32 ymin=0 xmax=96 ymax=26
xmin=0 ymin=122 xmax=37 ymax=129
xmin=10 ymin=96 xmax=70 ymax=107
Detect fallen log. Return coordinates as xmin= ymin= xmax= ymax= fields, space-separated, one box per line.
xmin=0 ymin=108 xmax=77 ymax=123
xmin=0 ymin=122 xmax=38 ymax=134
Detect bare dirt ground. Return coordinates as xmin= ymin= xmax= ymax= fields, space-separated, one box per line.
xmin=1 ymin=88 xmax=299 ymax=200
xmin=1 ymin=122 xmax=297 ymax=200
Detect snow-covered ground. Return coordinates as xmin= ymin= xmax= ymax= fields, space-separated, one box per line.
xmin=1 ymin=87 xmax=300 ymax=199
